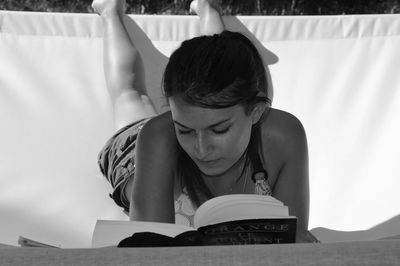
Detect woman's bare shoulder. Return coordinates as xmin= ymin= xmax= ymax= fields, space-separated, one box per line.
xmin=262 ymin=108 xmax=306 ymax=139
xmin=144 ymin=111 xmax=173 ymax=127
xmin=137 ymin=111 xmax=178 ymax=156
xmin=140 ymin=111 xmax=175 ymax=138
xmin=259 ymin=108 xmax=308 ymax=187
xmin=261 ymin=108 xmax=308 ymax=162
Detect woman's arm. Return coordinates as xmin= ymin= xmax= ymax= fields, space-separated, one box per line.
xmin=129 ymin=112 xmax=179 ymax=222
xmin=265 ymin=111 xmax=311 ymax=242
xmin=92 ymin=0 xmax=157 ymax=130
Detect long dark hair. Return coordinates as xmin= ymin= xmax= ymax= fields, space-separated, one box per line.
xmin=163 ymin=31 xmax=271 ymax=207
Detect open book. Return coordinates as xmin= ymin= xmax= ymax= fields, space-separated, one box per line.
xmin=92 ymin=194 xmax=296 ymax=247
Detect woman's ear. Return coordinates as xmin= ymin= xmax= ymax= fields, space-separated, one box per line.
xmin=251 ymin=103 xmax=267 ymax=124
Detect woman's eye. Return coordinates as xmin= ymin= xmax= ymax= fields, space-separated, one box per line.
xmin=177 ymin=127 xmax=230 ymax=135
xmin=177 ymin=129 xmax=193 ymax=135
xmin=212 ymin=127 xmax=230 ymax=134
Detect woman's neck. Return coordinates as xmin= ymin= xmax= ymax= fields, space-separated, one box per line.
xmin=201 ymin=151 xmax=249 ymax=196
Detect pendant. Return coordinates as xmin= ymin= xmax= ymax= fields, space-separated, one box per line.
xmin=252 ymin=170 xmax=272 ymax=195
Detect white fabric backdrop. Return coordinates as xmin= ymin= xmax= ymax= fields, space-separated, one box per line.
xmin=0 ymin=11 xmax=399 ymax=247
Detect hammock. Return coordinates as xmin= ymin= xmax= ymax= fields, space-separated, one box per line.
xmin=1 ymin=11 xmax=399 ymax=247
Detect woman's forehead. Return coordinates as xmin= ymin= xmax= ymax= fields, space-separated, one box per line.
xmin=169 ymin=99 xmax=245 ymax=129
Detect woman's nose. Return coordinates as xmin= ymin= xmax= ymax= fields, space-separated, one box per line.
xmin=194 ymin=132 xmax=211 ymax=160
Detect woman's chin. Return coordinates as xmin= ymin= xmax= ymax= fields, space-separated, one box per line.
xmin=197 ymin=162 xmax=227 ymax=177
xmin=199 ymin=167 xmax=222 ymax=177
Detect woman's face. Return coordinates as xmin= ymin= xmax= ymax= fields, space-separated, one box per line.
xmin=169 ymin=97 xmax=256 ymax=176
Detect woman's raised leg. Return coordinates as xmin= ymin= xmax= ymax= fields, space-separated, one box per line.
xmin=92 ymin=0 xmax=157 ymax=130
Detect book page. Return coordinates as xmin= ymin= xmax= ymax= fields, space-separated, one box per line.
xmin=92 ymin=220 xmax=193 ymax=248
xmin=194 ymin=195 xmax=290 ymax=228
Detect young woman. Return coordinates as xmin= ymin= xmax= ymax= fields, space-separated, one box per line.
xmin=93 ymin=0 xmax=317 ymax=242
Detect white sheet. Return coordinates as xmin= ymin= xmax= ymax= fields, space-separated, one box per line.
xmin=1 ymin=11 xmax=399 ymax=247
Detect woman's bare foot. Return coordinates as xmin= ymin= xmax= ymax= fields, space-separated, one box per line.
xmin=189 ymin=0 xmax=222 ymax=17
xmin=190 ymin=0 xmax=225 ymax=35
xmin=92 ymin=0 xmax=125 ymax=17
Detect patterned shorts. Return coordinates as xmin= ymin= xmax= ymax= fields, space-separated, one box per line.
xmin=97 ymin=118 xmax=151 ymax=213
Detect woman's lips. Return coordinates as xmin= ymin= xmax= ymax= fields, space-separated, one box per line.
xmin=197 ymin=158 xmax=220 ymax=167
